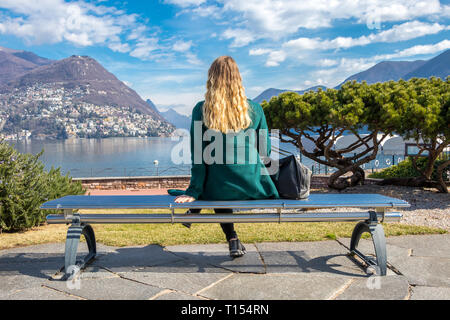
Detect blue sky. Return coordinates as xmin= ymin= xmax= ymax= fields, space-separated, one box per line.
xmin=0 ymin=0 xmax=449 ymax=115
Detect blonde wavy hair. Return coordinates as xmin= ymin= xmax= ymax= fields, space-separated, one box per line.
xmin=203 ymin=56 xmax=251 ymax=133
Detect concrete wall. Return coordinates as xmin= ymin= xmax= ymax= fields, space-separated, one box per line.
xmin=76 ymin=175 xmax=382 ymax=191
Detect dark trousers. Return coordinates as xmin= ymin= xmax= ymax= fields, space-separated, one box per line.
xmin=188 ymin=208 xmax=237 ymax=241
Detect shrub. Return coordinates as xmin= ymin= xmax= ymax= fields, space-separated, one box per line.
xmin=369 ymin=157 xmax=449 ymax=181
xmin=0 ymin=141 xmax=85 ymax=232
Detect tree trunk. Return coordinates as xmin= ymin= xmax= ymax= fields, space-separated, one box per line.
xmin=436 ymin=160 xmax=450 ymax=194
xmin=328 ymin=166 xmax=366 ymax=190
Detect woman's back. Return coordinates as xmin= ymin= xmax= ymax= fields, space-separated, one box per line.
xmin=173 ymin=55 xmax=277 ymax=257
xmin=186 ymin=99 xmax=279 ymax=200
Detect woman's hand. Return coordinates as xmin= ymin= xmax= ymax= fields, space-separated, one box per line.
xmin=174 ymin=195 xmax=196 ymax=203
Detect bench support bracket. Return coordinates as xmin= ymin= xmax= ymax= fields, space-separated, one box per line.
xmin=350 ymin=211 xmax=387 ymax=276
xmin=64 ymin=217 xmax=97 ymax=278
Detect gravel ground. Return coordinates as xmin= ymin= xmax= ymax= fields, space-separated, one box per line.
xmin=315 ymin=185 xmax=450 ymax=231
xmin=90 ymin=185 xmax=450 ymax=231
xmin=249 ymin=185 xmax=449 ymax=231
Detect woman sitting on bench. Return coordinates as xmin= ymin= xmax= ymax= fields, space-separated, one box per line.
xmin=173 ymin=56 xmax=279 ymax=258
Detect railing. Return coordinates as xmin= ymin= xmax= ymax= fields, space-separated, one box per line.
xmin=62 ymin=152 xmax=449 ymax=180
xmin=66 ymin=165 xmax=191 ymax=178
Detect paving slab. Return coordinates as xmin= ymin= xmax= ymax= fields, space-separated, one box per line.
xmin=336 ymin=275 xmax=410 ymax=300
xmin=154 ymin=291 xmax=205 ymax=300
xmin=117 ymin=260 xmax=231 ymax=294
xmin=1 ymin=234 xmax=449 ymax=300
xmin=199 ymin=273 xmax=350 ymax=300
xmin=387 ymin=255 xmax=450 ymax=287
xmin=255 ymin=241 xmax=365 ymax=277
xmin=0 ymin=273 xmax=53 ymax=298
xmin=45 ymin=276 xmax=164 ymax=300
xmin=386 ymin=234 xmax=450 ymax=258
xmin=342 ymin=236 xmax=450 ymax=287
xmin=1 ymin=285 xmax=79 ymax=300
xmin=164 ymin=243 xmax=265 ymax=274
xmin=410 ymin=286 xmax=450 ymax=300
xmin=90 ymin=244 xmax=184 ymax=272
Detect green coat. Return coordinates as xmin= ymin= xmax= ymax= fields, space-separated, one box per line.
xmin=170 ymin=100 xmax=279 ymax=201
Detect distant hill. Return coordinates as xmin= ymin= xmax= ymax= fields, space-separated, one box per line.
xmin=255 ymin=49 xmax=450 ymax=102
xmin=337 ymin=49 xmax=449 ymax=87
xmin=338 ymin=60 xmax=427 ymax=87
xmin=159 ymin=108 xmax=191 ymax=130
xmin=145 ymin=98 xmax=161 ymax=115
xmin=0 ymin=47 xmax=53 ymax=85
xmin=147 ymin=99 xmax=191 ymax=130
xmin=403 ymin=49 xmax=450 ymax=80
xmin=253 ymin=85 xmax=326 ymax=104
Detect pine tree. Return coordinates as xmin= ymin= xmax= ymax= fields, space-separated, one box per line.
xmin=0 ymin=141 xmax=85 ymax=232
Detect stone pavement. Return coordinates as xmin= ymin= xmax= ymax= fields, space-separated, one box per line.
xmin=0 ymin=234 xmax=449 ymax=300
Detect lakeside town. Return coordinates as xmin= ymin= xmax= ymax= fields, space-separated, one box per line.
xmin=0 ymin=82 xmax=173 ymax=140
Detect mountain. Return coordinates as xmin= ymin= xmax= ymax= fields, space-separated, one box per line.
xmin=337 ymin=49 xmax=450 ymax=87
xmin=159 ymin=108 xmax=192 ymax=130
xmin=253 ymin=85 xmax=326 ymax=104
xmin=145 ymin=99 xmax=191 ymax=130
xmin=2 ymin=55 xmax=163 ymax=119
xmin=11 ymin=50 xmax=53 ymax=66
xmin=0 ymin=47 xmax=53 ymax=85
xmin=0 ymin=49 xmax=174 ymax=139
xmin=145 ymin=98 xmax=160 ymax=114
xmin=403 ymin=49 xmax=450 ymax=80
xmin=0 ymin=47 xmax=52 ymax=84
xmin=338 ymin=60 xmax=427 ymax=86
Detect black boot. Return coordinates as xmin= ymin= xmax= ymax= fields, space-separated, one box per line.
xmin=182 ymin=209 xmax=194 ymax=229
xmin=228 ymin=239 xmax=246 ymax=258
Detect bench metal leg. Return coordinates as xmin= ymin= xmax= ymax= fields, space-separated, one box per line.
xmin=64 ymin=222 xmax=97 ymax=278
xmin=350 ymin=212 xmax=387 ymax=276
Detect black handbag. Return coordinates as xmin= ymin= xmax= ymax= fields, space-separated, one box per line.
xmin=265 ymin=155 xmax=312 ymax=199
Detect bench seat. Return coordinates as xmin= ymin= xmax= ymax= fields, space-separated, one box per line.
xmin=41 ymin=193 xmax=410 ymax=279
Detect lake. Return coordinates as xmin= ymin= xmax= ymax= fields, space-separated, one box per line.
xmin=10 ymin=137 xmax=402 ymax=178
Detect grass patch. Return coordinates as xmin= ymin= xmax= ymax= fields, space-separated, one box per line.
xmin=0 ymin=208 xmax=446 ymax=249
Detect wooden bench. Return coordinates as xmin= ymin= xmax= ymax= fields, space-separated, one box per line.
xmin=41 ymin=194 xmax=410 ymax=278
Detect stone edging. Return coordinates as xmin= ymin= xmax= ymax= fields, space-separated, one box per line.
xmin=75 ymin=175 xmax=382 ymax=191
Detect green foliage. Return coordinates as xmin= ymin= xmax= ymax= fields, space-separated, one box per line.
xmin=0 ymin=141 xmax=85 ymax=232
xmin=369 ymin=157 xmax=450 ymax=180
xmin=263 ymin=78 xmax=450 ymax=191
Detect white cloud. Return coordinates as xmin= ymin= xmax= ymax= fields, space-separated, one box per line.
xmin=0 ymin=0 xmax=130 ymax=49
xmin=284 ymin=37 xmax=322 ymax=50
xmin=200 ymin=0 xmax=447 ymax=47
xmin=172 ymin=40 xmax=192 ymax=52
xmin=129 ymin=37 xmax=161 ymax=60
xmin=253 ymin=21 xmax=449 ymax=67
xmin=315 ymin=59 xmax=339 ymax=67
xmin=311 ymin=58 xmax=377 ymax=87
xmin=191 ymin=5 xmax=222 ymax=18
xmin=266 ymin=50 xmax=287 ymax=67
xmin=185 ymin=52 xmax=203 ymax=65
xmin=0 ymin=0 xmax=198 ymax=63
xmin=284 ymin=21 xmax=447 ymax=51
xmin=249 ymin=48 xmax=271 ymax=56
xmin=308 ymin=40 xmax=450 ymax=87
xmin=222 ymin=28 xmax=257 ymax=48
xmin=373 ymin=39 xmax=450 ymax=60
xmin=164 ymin=0 xmax=206 ymax=8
